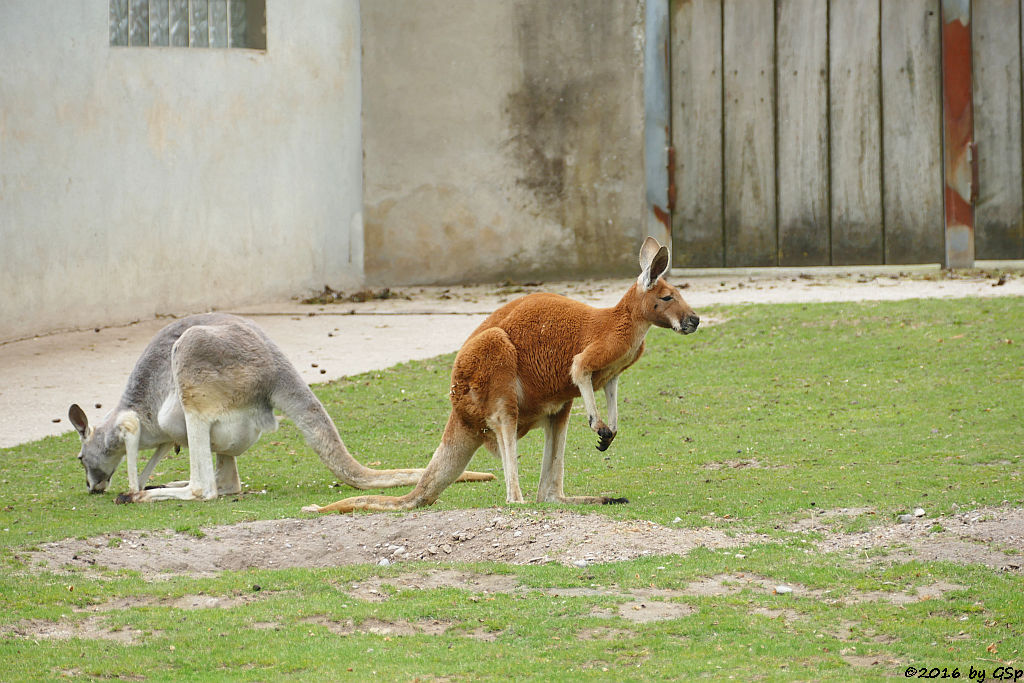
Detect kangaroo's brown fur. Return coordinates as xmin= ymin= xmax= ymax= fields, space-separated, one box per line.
xmin=302 ymin=237 xmax=699 ymax=513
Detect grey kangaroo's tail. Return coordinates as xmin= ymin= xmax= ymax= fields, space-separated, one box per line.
xmin=275 ymin=379 xmax=494 ymax=490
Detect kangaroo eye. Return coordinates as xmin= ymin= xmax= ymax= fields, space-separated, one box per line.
xmin=659 ymin=295 xmax=673 ymax=302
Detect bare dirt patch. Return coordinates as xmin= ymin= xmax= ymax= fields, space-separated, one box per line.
xmin=797 ymin=504 xmax=1024 ymax=571
xmin=1 ymin=616 xmax=151 ymax=645
xmin=22 ymin=508 xmax=763 ymax=580
xmin=77 ymin=592 xmax=269 ymax=612
xmin=301 ymin=615 xmax=452 ymax=637
xmin=19 ymin=505 xmax=1024 ymax=584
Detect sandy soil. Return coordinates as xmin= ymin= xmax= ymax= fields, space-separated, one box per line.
xmin=19 ymin=503 xmax=1023 ymax=581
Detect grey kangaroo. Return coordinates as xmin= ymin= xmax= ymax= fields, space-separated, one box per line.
xmin=69 ymin=313 xmax=494 ymax=502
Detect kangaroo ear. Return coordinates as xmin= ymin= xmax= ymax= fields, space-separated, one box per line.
xmin=68 ymin=404 xmax=89 ymax=439
xmin=638 ymin=238 xmax=670 ymax=290
xmin=638 ymin=237 xmax=661 ymax=271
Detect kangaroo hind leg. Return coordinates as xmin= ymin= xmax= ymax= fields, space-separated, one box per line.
xmin=464 ymin=327 xmax=522 ymax=503
xmin=538 ymin=402 xmax=627 ymax=506
xmin=123 ymin=412 xmax=217 ymax=503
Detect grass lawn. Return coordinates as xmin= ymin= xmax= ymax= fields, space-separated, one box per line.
xmin=1 ymin=296 xmax=1022 ymax=681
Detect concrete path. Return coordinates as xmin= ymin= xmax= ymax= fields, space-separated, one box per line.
xmin=2 ymin=268 xmax=1021 ymax=448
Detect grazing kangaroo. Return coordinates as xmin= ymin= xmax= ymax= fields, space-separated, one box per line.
xmin=303 ymin=237 xmax=699 ymax=514
xmin=69 ymin=313 xmax=494 ymax=503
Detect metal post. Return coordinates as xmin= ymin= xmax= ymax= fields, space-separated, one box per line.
xmin=644 ymin=0 xmax=672 ymax=247
xmin=941 ymin=0 xmax=976 ymax=269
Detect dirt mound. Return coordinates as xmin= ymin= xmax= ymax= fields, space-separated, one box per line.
xmin=20 ymin=505 xmax=1023 ymax=579
xmin=23 ymin=508 xmax=760 ymax=579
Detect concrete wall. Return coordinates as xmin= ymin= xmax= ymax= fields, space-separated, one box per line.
xmin=361 ymin=0 xmax=647 ymax=285
xmin=0 ymin=0 xmax=363 ymax=342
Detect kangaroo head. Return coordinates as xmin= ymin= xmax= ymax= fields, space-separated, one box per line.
xmin=68 ymin=404 xmax=125 ymax=493
xmin=636 ymin=237 xmax=700 ymax=335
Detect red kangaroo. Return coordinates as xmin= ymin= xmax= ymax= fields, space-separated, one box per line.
xmin=302 ymin=237 xmax=699 ymax=513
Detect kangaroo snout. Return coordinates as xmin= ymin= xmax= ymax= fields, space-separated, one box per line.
xmin=677 ymin=314 xmax=700 ymax=335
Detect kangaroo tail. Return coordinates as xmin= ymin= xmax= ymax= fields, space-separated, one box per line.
xmin=276 ymin=383 xmax=493 ymax=490
xmin=303 ymin=412 xmax=484 ymax=512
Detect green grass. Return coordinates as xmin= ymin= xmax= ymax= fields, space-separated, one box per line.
xmin=1 ymin=297 xmax=1022 ymax=680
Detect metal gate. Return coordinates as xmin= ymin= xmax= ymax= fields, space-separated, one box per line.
xmin=658 ymin=0 xmax=1023 ymax=268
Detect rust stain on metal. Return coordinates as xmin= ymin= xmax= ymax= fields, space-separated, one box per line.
xmin=941 ymin=0 xmax=975 ymax=268
xmin=652 ymin=204 xmax=671 ymax=231
xmin=667 ymin=143 xmax=676 ymax=210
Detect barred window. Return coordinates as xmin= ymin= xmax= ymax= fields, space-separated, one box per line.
xmin=109 ymin=0 xmax=266 ymax=49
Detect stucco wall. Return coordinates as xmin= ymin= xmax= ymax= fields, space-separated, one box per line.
xmin=361 ymin=0 xmax=647 ymax=285
xmin=0 ymin=1 xmax=363 ymax=342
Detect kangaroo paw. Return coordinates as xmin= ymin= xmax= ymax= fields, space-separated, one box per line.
xmin=596 ymin=426 xmax=616 ymax=451
xmin=602 ymin=496 xmax=629 ymax=505
xmin=114 ymin=492 xmax=136 ymax=504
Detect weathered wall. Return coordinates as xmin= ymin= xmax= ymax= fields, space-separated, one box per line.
xmin=361 ymin=0 xmax=647 ymax=285
xmin=0 ymin=1 xmax=363 ymax=341
xmin=670 ymin=0 xmax=1024 ymax=268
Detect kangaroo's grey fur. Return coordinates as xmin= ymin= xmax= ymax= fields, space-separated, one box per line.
xmin=69 ymin=313 xmax=494 ymax=503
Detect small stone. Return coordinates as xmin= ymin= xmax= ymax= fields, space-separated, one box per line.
xmin=897 ymin=514 xmax=915 ymax=524
xmin=573 ymin=559 xmax=589 ymax=568
xmin=672 ymin=517 xmax=682 ymax=524
xmin=913 ymin=507 xmax=925 ymax=517
xmin=774 ymin=585 xmax=793 ymax=595
xmin=377 ymin=558 xmax=390 ymax=567
xmin=441 ymin=544 xmax=452 ymax=554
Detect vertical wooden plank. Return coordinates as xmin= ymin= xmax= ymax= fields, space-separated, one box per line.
xmin=777 ymin=0 xmax=829 ymax=266
xmin=129 ymin=0 xmax=150 ymax=47
xmin=882 ymin=0 xmax=944 ymax=264
xmin=973 ymin=0 xmax=1024 ymax=259
xmin=723 ymin=0 xmax=776 ymax=266
xmin=209 ymin=0 xmax=229 ymax=48
xmin=149 ymin=0 xmax=169 ymax=47
xmin=191 ymin=0 xmax=210 ymax=47
xmin=169 ymin=0 xmax=189 ymax=47
xmin=829 ymin=0 xmax=883 ymax=265
xmin=229 ymin=0 xmax=248 ymax=48
xmin=671 ymin=0 xmax=724 ymax=266
xmin=110 ymin=0 xmax=129 ymax=46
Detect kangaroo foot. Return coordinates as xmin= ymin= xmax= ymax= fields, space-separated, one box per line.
xmin=547 ymin=494 xmax=629 ymax=505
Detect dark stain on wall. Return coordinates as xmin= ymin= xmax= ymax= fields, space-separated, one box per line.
xmin=503 ymin=0 xmax=645 ymax=273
